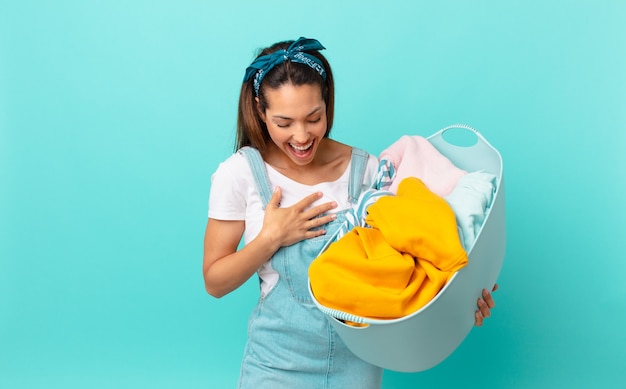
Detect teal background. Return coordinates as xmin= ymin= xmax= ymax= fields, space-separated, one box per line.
xmin=2 ymin=1 xmax=625 ymax=388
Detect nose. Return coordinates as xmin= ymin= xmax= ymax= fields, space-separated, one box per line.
xmin=291 ymin=123 xmax=310 ymax=143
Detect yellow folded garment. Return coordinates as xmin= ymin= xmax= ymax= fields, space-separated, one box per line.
xmin=309 ymin=177 xmax=468 ymax=320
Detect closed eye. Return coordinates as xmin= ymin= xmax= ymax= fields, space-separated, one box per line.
xmin=273 ymin=119 xmax=292 ymax=128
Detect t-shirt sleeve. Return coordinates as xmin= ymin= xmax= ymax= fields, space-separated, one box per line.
xmin=208 ymin=155 xmax=248 ymax=220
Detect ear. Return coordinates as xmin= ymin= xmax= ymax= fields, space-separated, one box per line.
xmin=255 ymin=97 xmax=266 ymax=123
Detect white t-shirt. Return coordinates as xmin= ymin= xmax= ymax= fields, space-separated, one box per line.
xmin=208 ymin=149 xmax=378 ymax=295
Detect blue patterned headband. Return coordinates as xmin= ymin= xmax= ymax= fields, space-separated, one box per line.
xmin=243 ymin=37 xmax=327 ymax=96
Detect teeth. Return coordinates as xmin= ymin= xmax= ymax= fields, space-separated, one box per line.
xmin=290 ymin=141 xmax=313 ymax=151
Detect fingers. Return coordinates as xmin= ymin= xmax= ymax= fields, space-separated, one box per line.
xmin=307 ymin=213 xmax=337 ymax=234
xmin=477 ymin=295 xmax=492 ymax=319
xmin=264 ymin=189 xmax=338 ymax=245
xmin=300 ymin=202 xmax=338 ymax=238
xmin=475 ymin=288 xmax=496 ymax=326
xmin=474 ymin=309 xmax=484 ymax=327
xmin=483 ymin=288 xmax=496 ymax=309
xmin=268 ymin=186 xmax=283 ymax=209
xmin=292 ymin=191 xmax=338 ymax=219
xmin=305 ymin=202 xmax=339 ymax=222
xmin=294 ymin=191 xmax=324 ymax=210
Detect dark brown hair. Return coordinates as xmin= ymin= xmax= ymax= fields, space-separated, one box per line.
xmin=235 ymin=40 xmax=335 ymax=153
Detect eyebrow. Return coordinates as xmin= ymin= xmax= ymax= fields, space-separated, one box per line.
xmin=272 ymin=106 xmax=322 ymax=120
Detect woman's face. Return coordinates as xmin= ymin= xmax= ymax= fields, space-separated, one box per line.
xmin=258 ymin=83 xmax=327 ymax=168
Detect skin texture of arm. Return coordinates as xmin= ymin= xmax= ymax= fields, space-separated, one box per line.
xmin=203 ymin=218 xmax=275 ymax=298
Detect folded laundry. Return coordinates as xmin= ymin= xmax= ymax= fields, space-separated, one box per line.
xmin=309 ymin=177 xmax=468 ymax=320
xmin=445 ymin=171 xmax=497 ymax=251
xmin=380 ymin=135 xmax=467 ymax=196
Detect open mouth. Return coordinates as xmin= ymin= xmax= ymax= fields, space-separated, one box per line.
xmin=289 ymin=140 xmax=314 ymax=155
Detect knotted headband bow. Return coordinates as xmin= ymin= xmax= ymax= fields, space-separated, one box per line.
xmin=243 ymin=37 xmax=327 ymax=96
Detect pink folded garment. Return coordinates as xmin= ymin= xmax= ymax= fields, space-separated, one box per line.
xmin=379 ymin=135 xmax=467 ymax=197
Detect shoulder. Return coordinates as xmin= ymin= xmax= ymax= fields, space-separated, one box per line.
xmin=211 ymin=150 xmax=256 ymax=193
xmin=215 ymin=149 xmax=249 ymax=171
xmin=209 ymin=150 xmax=255 ymax=219
xmin=321 ymin=138 xmax=378 ymax=175
xmin=319 ymin=138 xmax=352 ymax=162
xmin=213 ymin=148 xmax=258 ymax=177
xmin=324 ymin=139 xmax=374 ymax=160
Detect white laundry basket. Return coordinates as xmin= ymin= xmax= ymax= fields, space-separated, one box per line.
xmin=308 ymin=124 xmax=505 ymax=372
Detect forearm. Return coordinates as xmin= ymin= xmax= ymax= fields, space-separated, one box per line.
xmin=203 ymin=230 xmax=280 ymax=298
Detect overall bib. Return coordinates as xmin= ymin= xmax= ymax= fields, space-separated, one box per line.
xmin=238 ymin=147 xmax=383 ymax=389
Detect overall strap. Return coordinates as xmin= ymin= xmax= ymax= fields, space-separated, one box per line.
xmin=348 ymin=147 xmax=369 ymax=204
xmin=239 ymin=146 xmax=273 ymax=209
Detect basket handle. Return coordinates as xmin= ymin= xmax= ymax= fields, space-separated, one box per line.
xmin=434 ymin=123 xmax=495 ymax=150
xmin=315 ymin=304 xmax=369 ymax=326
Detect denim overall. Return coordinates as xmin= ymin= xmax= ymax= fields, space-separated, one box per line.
xmin=238 ymin=147 xmax=383 ymax=389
